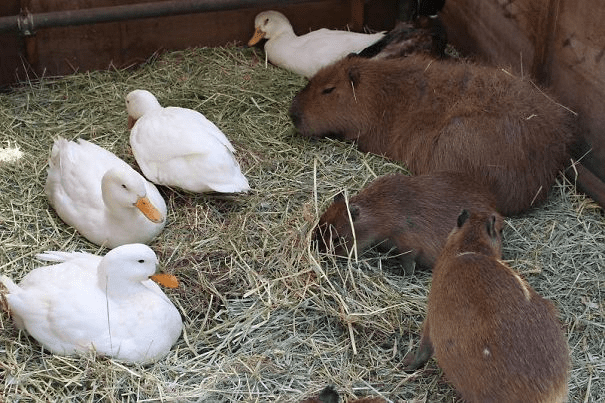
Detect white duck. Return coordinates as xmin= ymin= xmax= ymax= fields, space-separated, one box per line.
xmin=45 ymin=137 xmax=167 ymax=248
xmin=248 ymin=10 xmax=385 ymax=78
xmin=0 ymin=244 xmax=182 ymax=364
xmin=126 ymin=89 xmax=250 ymax=193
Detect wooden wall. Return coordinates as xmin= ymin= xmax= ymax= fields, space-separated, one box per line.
xmin=442 ymin=0 xmax=605 ymax=186
xmin=0 ymin=0 xmax=392 ymax=86
xmin=0 ymin=1 xmax=22 ymax=85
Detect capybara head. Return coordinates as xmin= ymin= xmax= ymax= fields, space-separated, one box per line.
xmin=299 ymin=385 xmax=339 ymax=403
xmin=313 ymin=192 xmax=373 ymax=256
xmin=300 ymin=385 xmax=386 ymax=403
xmin=445 ymin=209 xmax=504 ymax=259
xmin=290 ymin=57 xmax=379 ymax=140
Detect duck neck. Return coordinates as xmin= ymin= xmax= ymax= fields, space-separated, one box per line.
xmin=100 ymin=184 xmax=141 ymax=223
xmin=270 ymin=26 xmax=296 ymax=44
xmin=103 ymin=199 xmax=140 ymax=223
xmin=97 ymin=265 xmax=147 ymax=299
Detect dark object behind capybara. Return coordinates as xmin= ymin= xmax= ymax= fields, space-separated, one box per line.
xmin=356 ymin=16 xmax=448 ymax=60
xmin=300 ymin=385 xmax=386 ymax=403
xmin=314 ymin=172 xmax=496 ymax=273
xmin=403 ymin=209 xmax=570 ymax=402
xmin=289 ymin=55 xmax=577 ymax=216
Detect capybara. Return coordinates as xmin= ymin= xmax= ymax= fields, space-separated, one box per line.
xmin=403 ymin=209 xmax=570 ymax=402
xmin=314 ymin=172 xmax=496 ymax=273
xmin=300 ymin=385 xmax=385 ymax=403
xmin=289 ymin=55 xmax=577 ymax=215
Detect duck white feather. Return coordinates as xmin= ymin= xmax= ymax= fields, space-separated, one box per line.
xmin=248 ymin=10 xmax=385 ymax=78
xmin=0 ymin=244 xmax=182 ymax=364
xmin=126 ymin=89 xmax=250 ymax=193
xmin=45 ymin=137 xmax=167 ymax=248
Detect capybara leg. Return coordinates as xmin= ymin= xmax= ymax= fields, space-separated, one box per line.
xmin=403 ymin=321 xmax=433 ymax=371
xmin=398 ymin=252 xmax=417 ymax=275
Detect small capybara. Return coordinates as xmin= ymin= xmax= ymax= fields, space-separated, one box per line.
xmin=289 ymin=55 xmax=577 ymax=216
xmin=300 ymin=385 xmax=385 ymax=403
xmin=403 ymin=209 xmax=570 ymax=402
xmin=314 ymin=171 xmax=496 ymax=273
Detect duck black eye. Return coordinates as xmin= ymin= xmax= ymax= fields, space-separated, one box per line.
xmin=138 ymin=259 xmax=145 ymax=263
xmin=121 ymin=184 xmax=128 ymax=189
xmin=264 ymin=18 xmax=269 ymax=25
xmin=322 ymin=87 xmax=335 ymax=95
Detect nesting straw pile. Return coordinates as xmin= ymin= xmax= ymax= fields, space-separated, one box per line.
xmin=0 ymin=46 xmax=603 ymax=402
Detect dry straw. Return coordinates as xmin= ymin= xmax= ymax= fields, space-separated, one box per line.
xmin=0 ymin=46 xmax=603 ymax=402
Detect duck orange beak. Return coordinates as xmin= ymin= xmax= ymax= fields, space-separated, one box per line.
xmin=248 ymin=27 xmax=266 ymax=46
xmin=128 ymin=115 xmax=137 ymax=130
xmin=150 ymin=273 xmax=179 ymax=288
xmin=135 ymin=196 xmax=164 ymax=224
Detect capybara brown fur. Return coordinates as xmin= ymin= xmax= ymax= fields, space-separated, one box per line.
xmin=300 ymin=385 xmax=385 ymax=403
xmin=403 ymin=209 xmax=570 ymax=403
xmin=314 ymin=172 xmax=496 ymax=273
xmin=289 ymin=55 xmax=577 ymax=216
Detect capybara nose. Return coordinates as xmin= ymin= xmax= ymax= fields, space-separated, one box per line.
xmin=290 ymin=111 xmax=300 ymax=126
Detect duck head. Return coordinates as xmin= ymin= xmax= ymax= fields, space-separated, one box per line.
xmin=125 ymin=89 xmax=162 ymax=129
xmin=99 ymin=243 xmax=178 ymax=293
xmin=102 ymin=167 xmax=165 ymax=224
xmin=248 ymin=10 xmax=294 ymax=46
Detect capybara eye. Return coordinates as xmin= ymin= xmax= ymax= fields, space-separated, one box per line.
xmin=322 ymin=87 xmax=336 ymax=95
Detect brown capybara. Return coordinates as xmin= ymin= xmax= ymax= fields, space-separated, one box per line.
xmin=314 ymin=172 xmax=496 ymax=273
xmin=403 ymin=209 xmax=570 ymax=403
xmin=289 ymin=55 xmax=577 ymax=216
xmin=300 ymin=385 xmax=385 ymax=403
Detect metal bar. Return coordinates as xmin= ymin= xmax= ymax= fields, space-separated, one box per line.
xmin=0 ymin=0 xmax=320 ymax=35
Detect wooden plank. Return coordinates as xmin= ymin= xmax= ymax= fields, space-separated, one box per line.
xmin=441 ymin=0 xmax=605 ymax=186
xmin=549 ymin=0 xmax=605 ymax=181
xmin=441 ymin=0 xmax=539 ymax=76
xmin=364 ymin=0 xmax=398 ymax=30
xmin=349 ymin=0 xmax=364 ymax=31
xmin=7 ymin=0 xmax=371 ymax=78
xmin=0 ymin=0 xmax=24 ymax=86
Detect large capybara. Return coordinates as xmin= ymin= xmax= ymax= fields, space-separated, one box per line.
xmin=314 ymin=171 xmax=496 ymax=273
xmin=403 ymin=209 xmax=570 ymax=402
xmin=289 ymin=55 xmax=577 ymax=216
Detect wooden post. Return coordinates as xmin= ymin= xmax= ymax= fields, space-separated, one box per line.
xmin=350 ymin=0 xmax=364 ymax=31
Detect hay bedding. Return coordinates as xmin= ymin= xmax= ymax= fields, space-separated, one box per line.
xmin=0 ymin=46 xmax=603 ymax=402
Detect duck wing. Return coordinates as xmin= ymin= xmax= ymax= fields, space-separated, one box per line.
xmin=45 ymin=138 xmax=132 ymax=219
xmin=2 ymin=254 xmax=107 ymax=355
xmin=131 ymin=108 xmax=248 ymax=192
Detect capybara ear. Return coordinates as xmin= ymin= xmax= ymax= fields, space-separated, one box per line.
xmin=333 ymin=191 xmax=345 ymax=203
xmin=348 ymin=65 xmax=361 ymax=87
xmin=486 ymin=213 xmax=499 ymax=241
xmin=349 ymin=204 xmax=361 ymax=221
xmin=456 ymin=209 xmax=470 ymax=228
